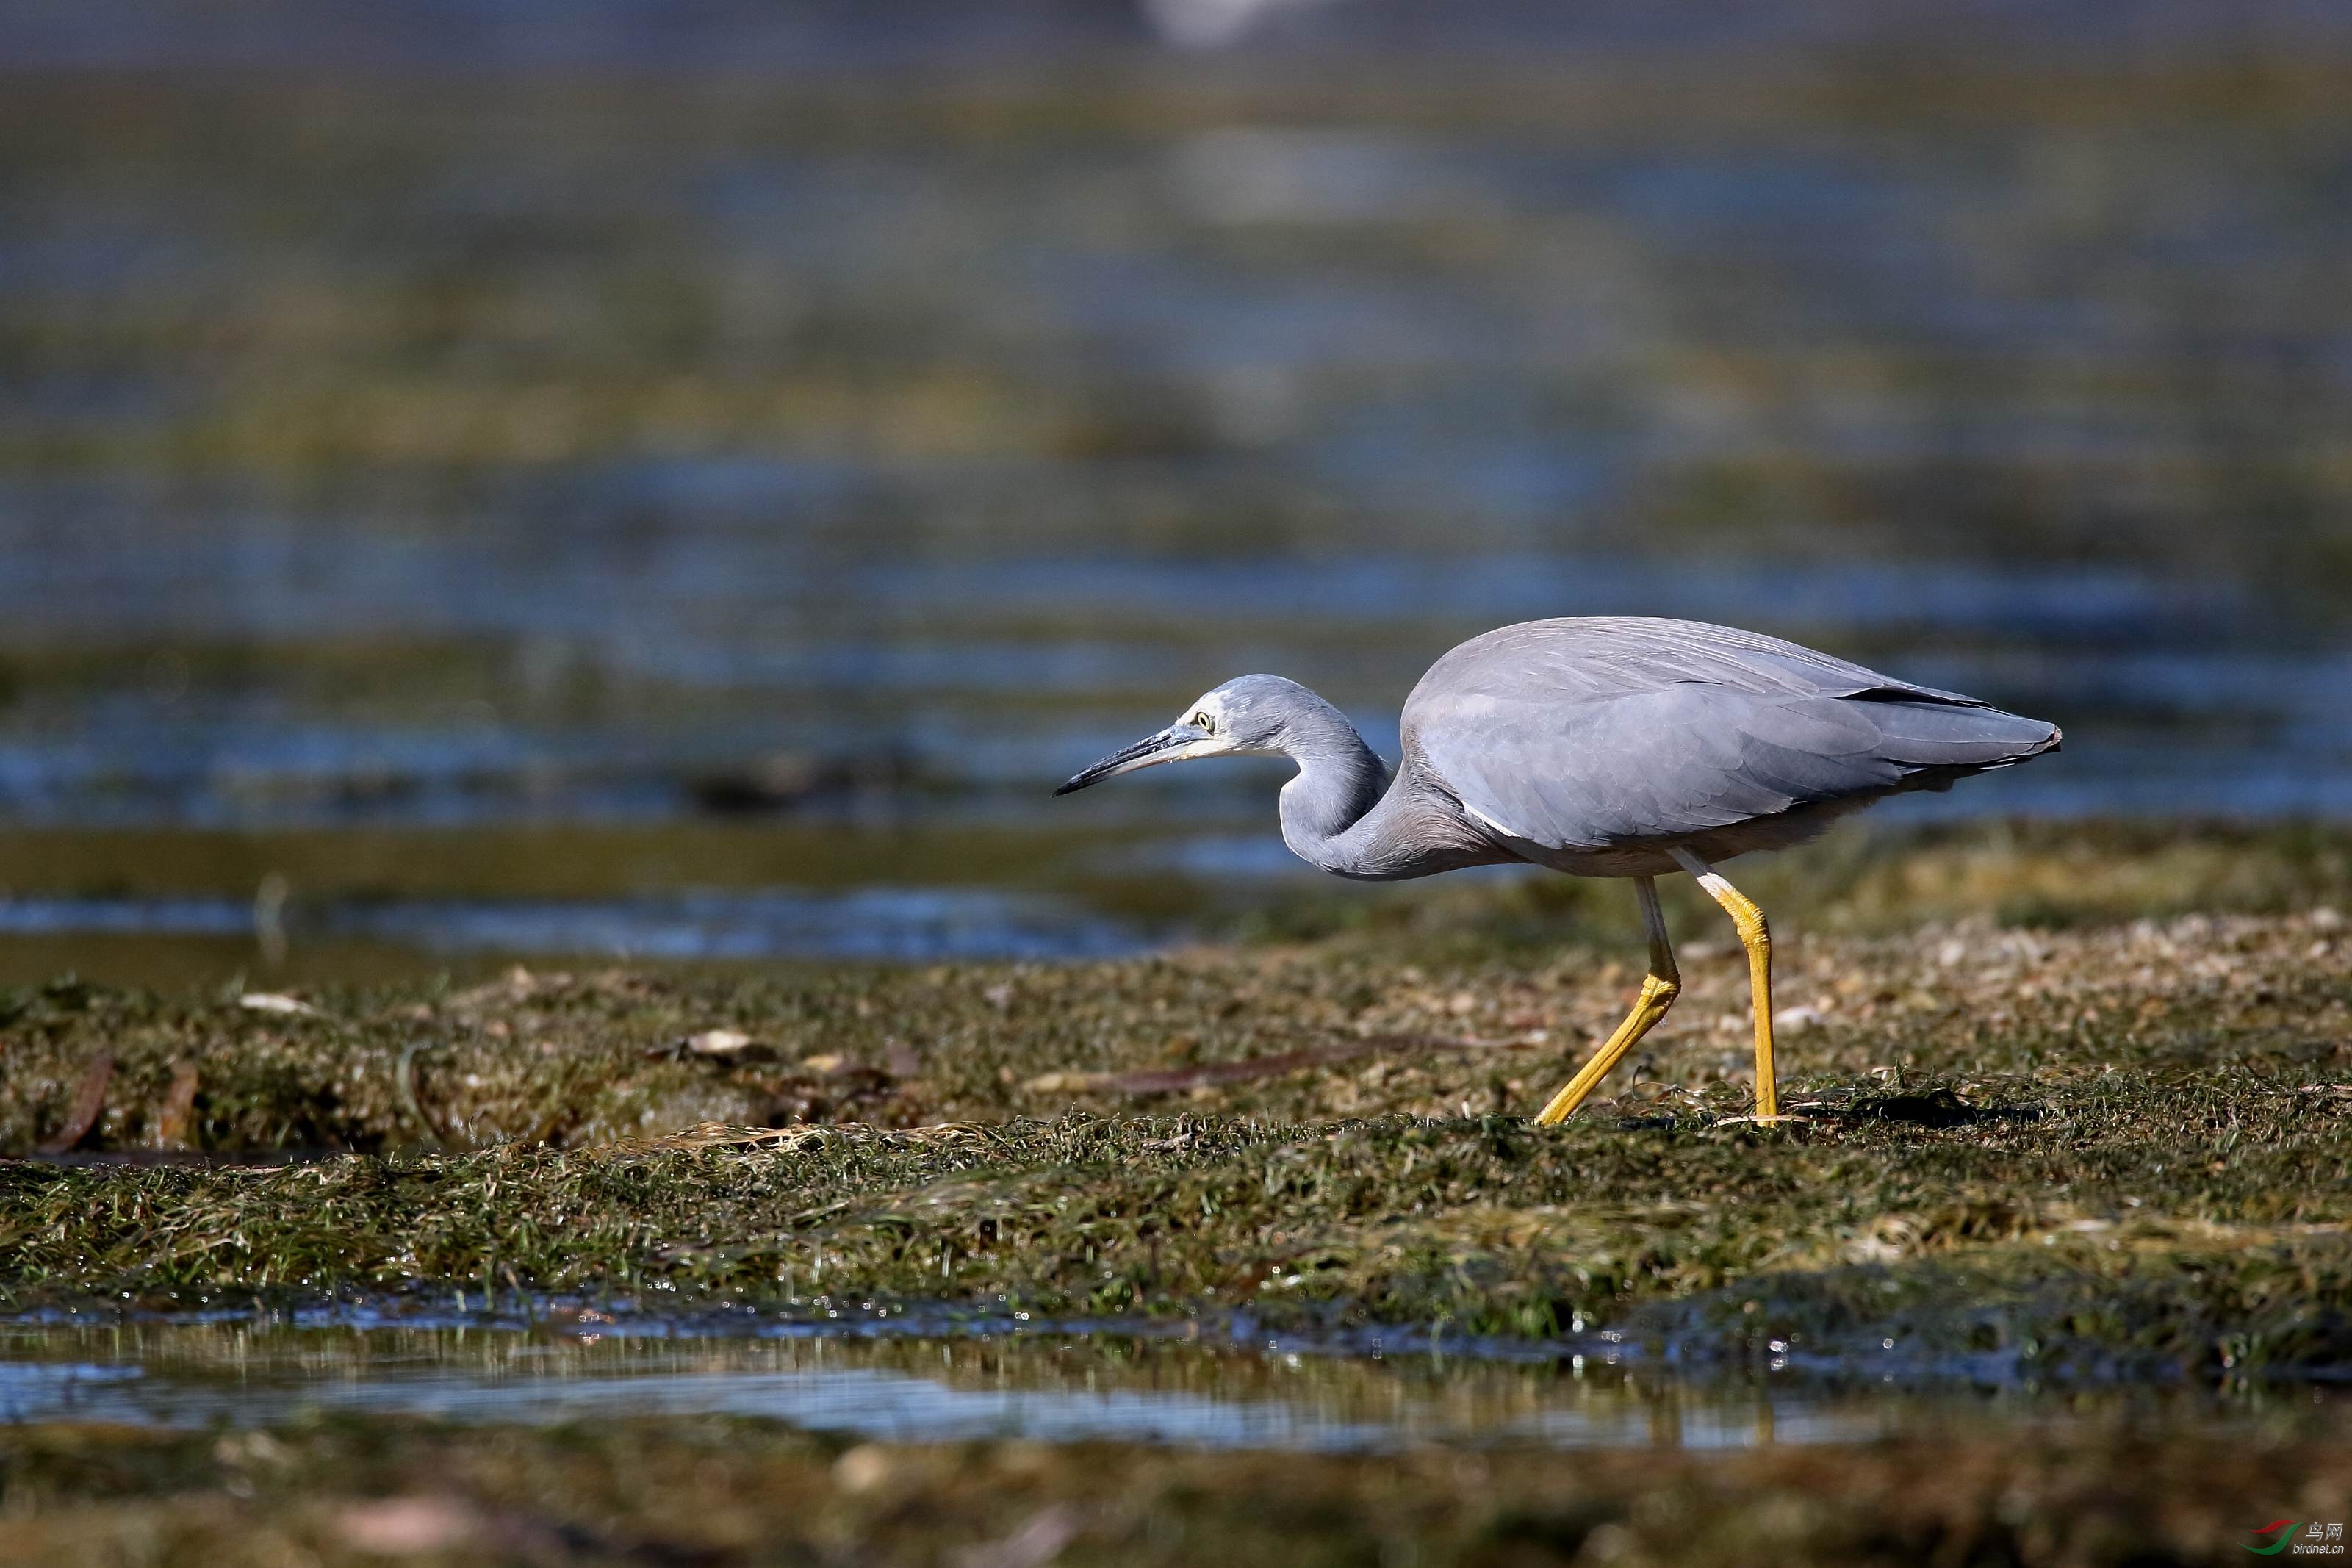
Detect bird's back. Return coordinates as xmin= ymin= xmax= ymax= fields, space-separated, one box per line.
xmin=1403 ymin=617 xmax=2058 ymax=870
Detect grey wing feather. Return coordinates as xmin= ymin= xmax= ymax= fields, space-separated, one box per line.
xmin=1406 ymin=618 xmax=2060 ymax=852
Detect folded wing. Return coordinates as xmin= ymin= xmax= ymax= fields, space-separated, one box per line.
xmin=1406 ymin=618 xmax=2060 ymax=852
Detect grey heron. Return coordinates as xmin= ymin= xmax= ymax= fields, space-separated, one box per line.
xmin=1055 ymin=616 xmax=2060 ymax=1123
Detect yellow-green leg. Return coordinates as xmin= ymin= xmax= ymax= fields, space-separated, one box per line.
xmin=1535 ymin=876 xmax=1677 ymax=1125
xmin=1669 ymin=848 xmax=1778 ymax=1120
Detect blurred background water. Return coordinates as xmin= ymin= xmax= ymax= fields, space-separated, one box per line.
xmin=2 ymin=0 xmax=2349 ymax=979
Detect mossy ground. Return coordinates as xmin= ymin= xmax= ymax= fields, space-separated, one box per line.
xmin=4 ymin=826 xmax=2351 ymax=1367
xmin=6 ymin=825 xmax=2352 ymax=1562
xmin=6 ymin=1414 xmax=2350 ymax=1567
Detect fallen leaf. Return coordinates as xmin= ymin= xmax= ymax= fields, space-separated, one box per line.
xmin=239 ymin=992 xmax=319 ymax=1017
xmin=156 ymin=1060 xmax=201 ymax=1149
xmin=37 ymin=1050 xmax=115 ymax=1154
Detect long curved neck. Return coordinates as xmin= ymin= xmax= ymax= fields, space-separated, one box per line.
xmin=1273 ymin=688 xmax=1508 ymax=882
xmin=1274 ymin=692 xmax=1392 ymax=872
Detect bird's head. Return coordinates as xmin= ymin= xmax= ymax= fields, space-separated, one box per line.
xmin=1052 ymin=675 xmax=1301 ymax=795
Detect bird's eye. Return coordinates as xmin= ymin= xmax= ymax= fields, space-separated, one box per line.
xmin=1193 ymin=712 xmax=1215 ymax=733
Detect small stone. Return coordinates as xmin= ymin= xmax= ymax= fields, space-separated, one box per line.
xmin=832 ymin=1444 xmax=895 ymax=1494
xmin=337 ymin=1497 xmax=481 ymax=1553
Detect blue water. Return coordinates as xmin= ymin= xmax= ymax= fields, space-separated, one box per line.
xmin=0 ymin=1303 xmax=2092 ymax=1453
xmin=0 ymin=889 xmax=1154 ymax=964
xmin=2 ymin=4 xmax=2350 ymax=972
xmin=0 ymin=1352 xmax=1870 ymax=1451
xmin=3 ymin=1297 xmax=2317 ymax=1451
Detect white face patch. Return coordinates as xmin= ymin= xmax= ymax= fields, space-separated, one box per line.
xmin=1172 ymin=692 xmax=1249 ymax=759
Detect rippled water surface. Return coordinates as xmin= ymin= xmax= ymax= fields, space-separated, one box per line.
xmin=2 ymin=6 xmax=2349 ymax=977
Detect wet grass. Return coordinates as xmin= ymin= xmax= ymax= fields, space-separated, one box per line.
xmin=4 ymin=825 xmax=2351 ymax=1387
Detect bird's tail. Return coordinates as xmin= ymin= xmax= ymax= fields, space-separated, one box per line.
xmin=1866 ymin=698 xmax=2061 ymax=789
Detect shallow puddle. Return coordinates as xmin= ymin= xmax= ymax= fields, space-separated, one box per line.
xmin=2 ymin=1306 xmax=2324 ymax=1454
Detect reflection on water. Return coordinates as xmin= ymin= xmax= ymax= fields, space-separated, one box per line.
xmin=0 ymin=1309 xmax=2254 ymax=1454
xmin=1 ymin=9 xmax=2350 ymax=976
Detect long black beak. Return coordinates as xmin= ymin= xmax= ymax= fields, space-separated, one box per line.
xmin=1054 ymin=727 xmax=1192 ymax=796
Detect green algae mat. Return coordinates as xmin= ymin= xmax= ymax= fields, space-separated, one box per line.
xmin=7 ymin=887 xmax=2352 ymax=1562
xmin=7 ymin=896 xmax=2352 ymax=1362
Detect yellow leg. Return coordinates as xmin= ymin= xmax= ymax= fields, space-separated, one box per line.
xmin=1669 ymin=849 xmax=1777 ymax=1120
xmin=1535 ymin=877 xmax=1677 ymax=1125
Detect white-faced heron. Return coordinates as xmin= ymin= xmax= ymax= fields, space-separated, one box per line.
xmin=1055 ymin=616 xmax=2060 ymax=1123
